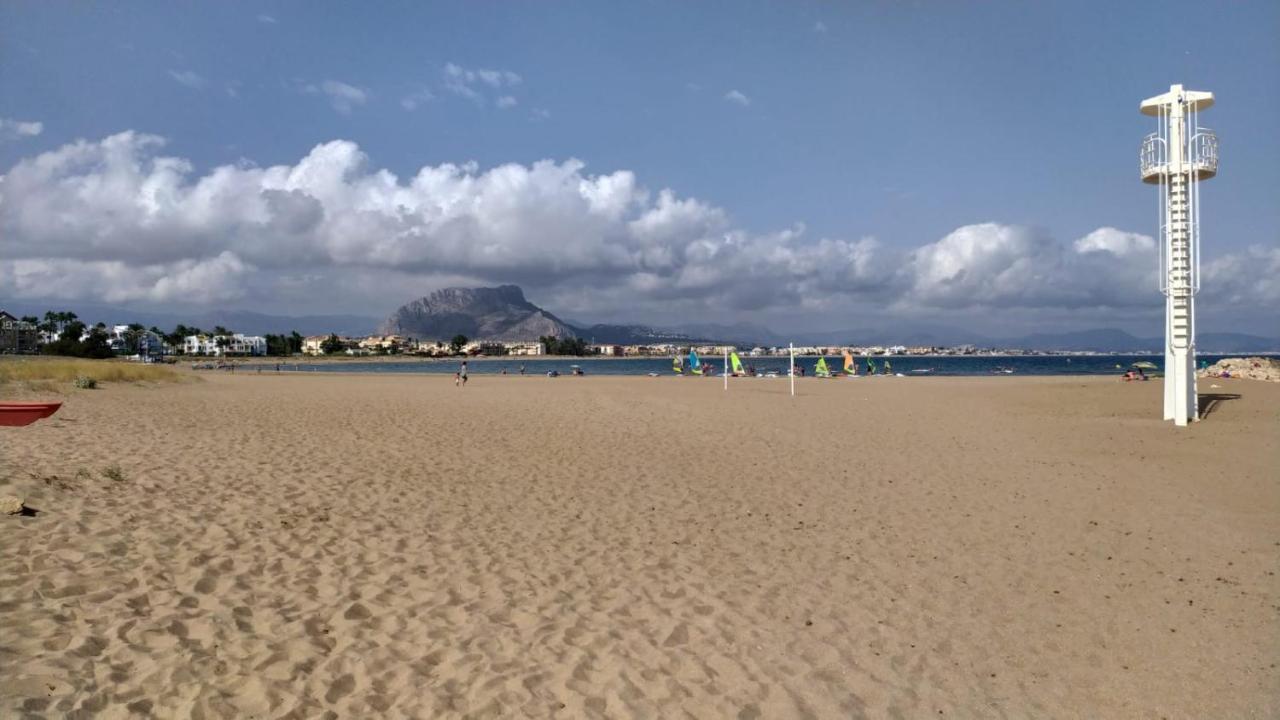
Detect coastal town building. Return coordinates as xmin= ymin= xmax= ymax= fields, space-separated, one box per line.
xmin=504 ymin=342 xmax=544 ymax=356
xmin=0 ymin=311 xmax=39 ymax=354
xmin=184 ymin=333 xmax=267 ymax=356
xmin=300 ymin=336 xmax=328 ymax=355
xmin=106 ymin=325 xmax=171 ymax=357
xmin=358 ymin=335 xmax=406 ymax=353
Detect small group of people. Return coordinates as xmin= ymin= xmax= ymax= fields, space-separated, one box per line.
xmin=1122 ymin=367 xmax=1148 ymax=382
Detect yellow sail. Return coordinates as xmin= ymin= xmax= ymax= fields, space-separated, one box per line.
xmin=842 ymin=350 xmax=856 ymax=375
xmin=730 ymin=352 xmax=745 ymax=375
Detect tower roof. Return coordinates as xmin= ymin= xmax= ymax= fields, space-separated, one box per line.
xmin=1140 ymin=84 xmax=1214 ymax=116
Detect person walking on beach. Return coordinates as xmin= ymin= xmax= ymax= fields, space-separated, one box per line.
xmin=459 ymin=360 xmax=468 ymax=386
xmin=519 ymin=364 xmax=525 ymax=376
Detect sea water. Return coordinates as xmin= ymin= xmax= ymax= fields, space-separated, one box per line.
xmin=244 ymin=354 xmax=1243 ymax=377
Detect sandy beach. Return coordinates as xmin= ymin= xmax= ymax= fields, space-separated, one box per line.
xmin=2 ymin=372 xmax=1277 ymax=718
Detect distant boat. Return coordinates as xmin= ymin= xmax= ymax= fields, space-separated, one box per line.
xmin=992 ymin=366 xmax=1015 ymax=374
xmin=911 ymin=368 xmax=935 ymax=374
xmin=814 ymin=356 xmax=832 ymax=378
xmin=689 ymin=350 xmax=703 ymax=376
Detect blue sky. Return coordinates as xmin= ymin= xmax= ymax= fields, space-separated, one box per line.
xmin=2 ymin=1 xmax=1277 ymax=336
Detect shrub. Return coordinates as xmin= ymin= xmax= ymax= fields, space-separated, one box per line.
xmin=74 ymin=375 xmax=98 ymax=389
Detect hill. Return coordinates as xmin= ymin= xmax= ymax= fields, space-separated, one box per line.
xmin=378 ymin=286 xmax=577 ymax=341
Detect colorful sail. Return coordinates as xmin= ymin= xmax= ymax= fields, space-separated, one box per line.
xmin=815 ymin=356 xmax=831 ymax=377
xmin=673 ymin=355 xmax=682 ymax=374
xmin=730 ymin=352 xmax=745 ymax=375
xmin=689 ymin=350 xmax=702 ymax=375
xmin=866 ymin=357 xmax=877 ymax=374
xmin=842 ymin=350 xmax=857 ymax=375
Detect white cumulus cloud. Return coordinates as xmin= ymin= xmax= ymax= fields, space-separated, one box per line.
xmin=724 ymin=90 xmax=751 ymax=107
xmin=0 ymin=118 xmax=43 ymax=142
xmin=0 ymin=131 xmax=1272 ymax=328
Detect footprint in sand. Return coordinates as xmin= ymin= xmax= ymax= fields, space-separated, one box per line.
xmin=325 ymin=673 xmax=356 ymax=703
xmin=194 ymin=574 xmax=218 ymax=594
xmin=343 ymin=603 xmax=372 ymax=621
xmin=664 ymin=623 xmax=689 ymax=647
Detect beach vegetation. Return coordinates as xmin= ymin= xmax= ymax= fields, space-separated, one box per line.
xmin=539 ymin=335 xmax=592 ymax=356
xmin=101 ymin=465 xmax=126 ymax=482
xmin=39 ymin=320 xmax=115 ymax=359
xmin=320 ymin=333 xmax=346 ymax=354
xmin=264 ymin=332 xmax=303 ymax=356
xmin=0 ymin=357 xmax=182 ymax=388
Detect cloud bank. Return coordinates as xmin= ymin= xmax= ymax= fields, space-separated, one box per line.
xmin=1 ymin=131 xmax=1274 ymax=330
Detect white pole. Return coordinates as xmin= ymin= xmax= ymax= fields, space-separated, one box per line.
xmin=724 ymin=349 xmax=728 ymax=390
xmin=789 ymin=343 xmax=795 ymax=397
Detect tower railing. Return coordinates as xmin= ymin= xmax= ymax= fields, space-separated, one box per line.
xmin=1139 ymin=132 xmax=1165 ymax=179
xmin=1188 ymin=128 xmax=1218 ymax=179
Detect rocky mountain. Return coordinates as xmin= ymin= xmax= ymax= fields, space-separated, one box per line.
xmin=378 ymin=285 xmax=577 ymax=341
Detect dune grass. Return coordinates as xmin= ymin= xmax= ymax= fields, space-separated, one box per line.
xmin=0 ymin=357 xmax=182 ymax=388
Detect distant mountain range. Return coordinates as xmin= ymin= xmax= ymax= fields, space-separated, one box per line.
xmin=3 ymin=292 xmax=1276 ymax=352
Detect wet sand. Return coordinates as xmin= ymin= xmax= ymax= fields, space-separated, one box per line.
xmin=2 ymin=373 xmax=1277 ymax=718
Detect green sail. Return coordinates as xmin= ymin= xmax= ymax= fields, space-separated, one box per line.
xmin=730 ymin=352 xmax=745 ymax=375
xmin=815 ymin=357 xmax=831 ymax=376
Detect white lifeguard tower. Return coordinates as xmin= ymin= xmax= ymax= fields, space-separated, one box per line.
xmin=1139 ymin=85 xmax=1217 ymax=426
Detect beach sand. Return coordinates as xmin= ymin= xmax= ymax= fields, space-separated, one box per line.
xmin=2 ymin=373 xmax=1277 ymax=718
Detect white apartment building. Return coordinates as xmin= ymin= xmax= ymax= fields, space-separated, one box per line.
xmin=184 ymin=333 xmax=267 ymax=356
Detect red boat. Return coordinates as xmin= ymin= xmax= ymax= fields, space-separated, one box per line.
xmin=0 ymin=402 xmax=63 ymax=427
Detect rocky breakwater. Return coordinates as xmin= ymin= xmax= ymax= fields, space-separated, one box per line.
xmin=1198 ymin=356 xmax=1280 ymax=382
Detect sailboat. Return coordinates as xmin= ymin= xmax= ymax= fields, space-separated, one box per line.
xmin=672 ymin=355 xmax=683 ymax=374
xmin=730 ymin=352 xmax=747 ymax=376
xmin=814 ymin=356 xmax=832 ymax=378
xmin=689 ymin=350 xmax=703 ymax=376
xmin=842 ymin=350 xmax=858 ymax=376
xmin=866 ymin=357 xmax=877 ymax=375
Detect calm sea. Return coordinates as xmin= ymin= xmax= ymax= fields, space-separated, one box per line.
xmin=244 ymin=354 xmax=1247 ymax=377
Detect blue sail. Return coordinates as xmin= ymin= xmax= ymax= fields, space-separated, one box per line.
xmin=689 ymin=350 xmax=702 ymax=375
